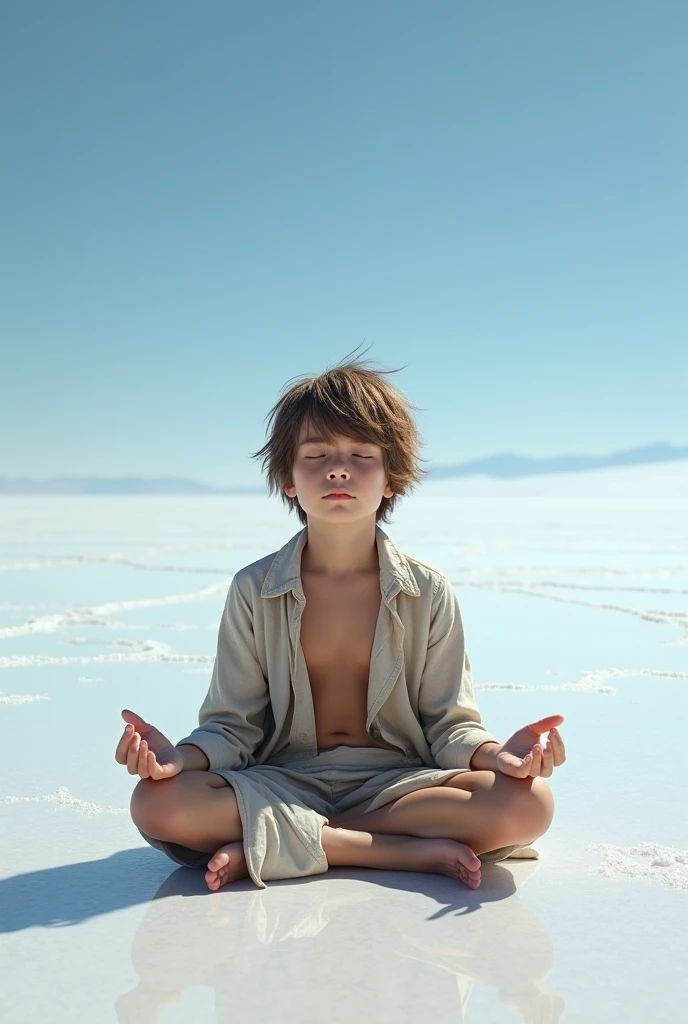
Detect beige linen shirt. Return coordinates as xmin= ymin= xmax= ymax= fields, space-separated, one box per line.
xmin=176 ymin=525 xmax=500 ymax=771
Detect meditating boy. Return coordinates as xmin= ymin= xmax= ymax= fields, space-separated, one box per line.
xmin=115 ymin=356 xmax=565 ymax=892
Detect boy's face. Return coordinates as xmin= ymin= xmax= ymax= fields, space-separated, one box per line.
xmin=284 ymin=422 xmax=394 ymax=524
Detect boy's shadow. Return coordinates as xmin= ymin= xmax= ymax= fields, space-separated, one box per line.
xmin=0 ymin=849 xmax=188 ymax=932
xmin=0 ymin=846 xmax=522 ymax=932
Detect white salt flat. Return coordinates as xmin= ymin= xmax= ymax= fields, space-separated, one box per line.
xmin=1 ymin=480 xmax=687 ymax=1022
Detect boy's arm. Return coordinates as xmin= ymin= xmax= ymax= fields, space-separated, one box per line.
xmin=418 ymin=574 xmax=502 ymax=771
xmin=175 ymin=573 xmax=270 ymax=771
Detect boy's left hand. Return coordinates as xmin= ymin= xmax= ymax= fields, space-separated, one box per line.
xmin=495 ymin=715 xmax=566 ymax=779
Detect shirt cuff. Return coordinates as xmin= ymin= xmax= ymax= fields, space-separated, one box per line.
xmin=176 ymin=729 xmax=240 ymax=772
xmin=434 ymin=731 xmax=502 ymax=771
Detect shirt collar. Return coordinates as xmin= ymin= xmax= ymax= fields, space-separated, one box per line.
xmin=261 ymin=524 xmax=421 ymax=601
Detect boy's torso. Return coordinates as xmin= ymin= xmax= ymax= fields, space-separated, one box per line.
xmin=179 ymin=524 xmax=498 ymax=773
xmin=300 ymin=566 xmax=384 ymax=750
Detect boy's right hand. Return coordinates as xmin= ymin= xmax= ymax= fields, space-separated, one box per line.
xmin=115 ymin=709 xmax=184 ymax=780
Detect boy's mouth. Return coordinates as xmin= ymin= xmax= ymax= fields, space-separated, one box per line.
xmin=323 ymin=491 xmax=354 ymax=499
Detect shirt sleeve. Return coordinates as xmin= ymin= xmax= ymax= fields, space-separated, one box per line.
xmin=175 ymin=572 xmax=270 ymax=771
xmin=418 ymin=574 xmax=500 ymax=770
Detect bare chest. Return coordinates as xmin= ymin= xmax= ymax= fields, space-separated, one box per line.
xmin=299 ymin=572 xmax=382 ymax=746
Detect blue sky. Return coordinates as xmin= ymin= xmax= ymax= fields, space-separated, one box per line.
xmin=2 ymin=1 xmax=686 ymax=488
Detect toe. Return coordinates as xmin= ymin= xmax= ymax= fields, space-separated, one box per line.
xmin=461 ymin=861 xmax=481 ymax=885
xmin=459 ymin=854 xmax=481 ymax=873
xmin=207 ymin=851 xmax=229 ymax=871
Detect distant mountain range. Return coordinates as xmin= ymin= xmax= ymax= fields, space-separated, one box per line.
xmin=0 ymin=476 xmax=259 ymax=495
xmin=1 ymin=443 xmax=687 ymax=494
xmin=427 ymin=442 xmax=688 ymax=479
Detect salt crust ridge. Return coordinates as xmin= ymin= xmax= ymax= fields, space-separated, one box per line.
xmin=587 ymin=841 xmax=688 ymax=891
xmin=2 ymin=787 xmax=127 ymax=816
xmin=0 ymin=689 xmax=49 ymax=705
xmin=2 ymin=571 xmax=686 ymax=648
xmin=476 ymin=667 xmax=688 ymax=696
xmin=0 ymin=640 xmax=214 ymax=669
xmin=0 ymin=554 xmax=233 ymax=574
xmin=0 ymin=579 xmax=231 ymax=640
xmin=454 ymin=579 xmax=688 ymax=641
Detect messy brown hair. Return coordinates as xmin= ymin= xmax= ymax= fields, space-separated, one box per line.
xmin=251 ymin=347 xmax=427 ymax=524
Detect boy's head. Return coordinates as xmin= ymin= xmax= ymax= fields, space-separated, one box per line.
xmin=252 ymin=352 xmax=426 ymax=525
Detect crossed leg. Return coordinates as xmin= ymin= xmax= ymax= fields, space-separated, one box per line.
xmin=329 ymin=770 xmax=555 ymax=854
xmin=131 ymin=769 xmax=554 ymax=892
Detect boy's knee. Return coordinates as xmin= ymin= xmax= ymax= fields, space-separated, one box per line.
xmin=492 ymin=773 xmax=554 ymax=843
xmin=512 ymin=777 xmax=555 ymax=840
xmin=130 ymin=777 xmax=179 ymax=837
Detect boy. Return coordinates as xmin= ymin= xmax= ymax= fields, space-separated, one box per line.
xmin=115 ymin=356 xmax=565 ymax=892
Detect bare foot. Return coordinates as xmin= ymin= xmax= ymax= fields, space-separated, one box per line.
xmin=205 ymin=841 xmax=249 ymax=890
xmin=413 ymin=838 xmax=482 ymax=889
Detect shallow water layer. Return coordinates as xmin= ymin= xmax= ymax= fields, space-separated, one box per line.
xmin=1 ymin=483 xmax=687 ymax=1023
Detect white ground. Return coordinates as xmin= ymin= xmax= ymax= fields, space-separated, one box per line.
xmin=1 ymin=462 xmax=688 ymax=1022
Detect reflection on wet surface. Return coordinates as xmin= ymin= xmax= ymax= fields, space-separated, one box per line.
xmin=114 ymin=859 xmax=563 ymax=1023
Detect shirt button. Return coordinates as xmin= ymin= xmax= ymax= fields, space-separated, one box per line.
xmin=299 ymin=732 xmax=308 ymax=741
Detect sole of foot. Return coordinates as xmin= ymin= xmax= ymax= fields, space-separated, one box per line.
xmin=205 ymin=841 xmax=249 ymax=890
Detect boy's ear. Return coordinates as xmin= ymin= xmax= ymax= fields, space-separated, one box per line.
xmin=284 ymin=483 xmax=297 ymax=499
xmin=383 ymin=482 xmax=394 ymax=499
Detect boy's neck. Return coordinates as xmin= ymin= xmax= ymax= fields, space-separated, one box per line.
xmin=300 ymin=518 xmax=380 ymax=576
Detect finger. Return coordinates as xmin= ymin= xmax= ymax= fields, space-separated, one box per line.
xmin=127 ymin=732 xmax=141 ymax=774
xmin=142 ymin=751 xmax=157 ymax=781
xmin=528 ymin=746 xmax=543 ymax=777
xmin=121 ymin=708 xmax=150 ymax=736
xmin=518 ymin=751 xmax=535 ymax=778
xmin=526 ymin=715 xmax=565 ymax=737
xmin=540 ymin=740 xmax=554 ymax=777
xmin=549 ymin=728 xmax=566 ymax=765
xmin=151 ymin=756 xmax=176 ymax=781
xmin=148 ymin=752 xmax=164 ymax=780
xmin=137 ymin=739 xmax=150 ymax=778
xmin=115 ymin=723 xmax=135 ymax=764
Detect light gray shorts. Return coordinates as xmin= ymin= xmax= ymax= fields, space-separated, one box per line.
xmin=138 ymin=745 xmax=533 ymax=888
